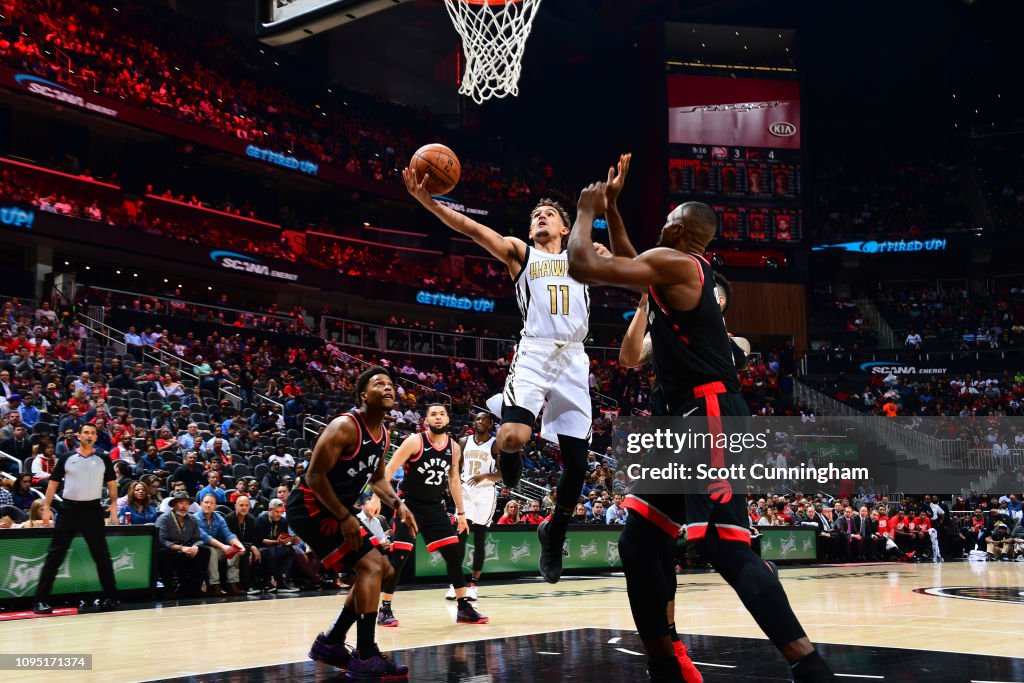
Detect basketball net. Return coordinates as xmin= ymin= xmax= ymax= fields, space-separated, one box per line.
xmin=443 ymin=0 xmax=543 ymax=104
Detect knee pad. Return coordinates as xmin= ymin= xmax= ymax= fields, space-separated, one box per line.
xmin=439 ymin=543 xmax=466 ymax=588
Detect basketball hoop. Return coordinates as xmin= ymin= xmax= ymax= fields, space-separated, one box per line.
xmin=443 ymin=0 xmax=543 ymax=104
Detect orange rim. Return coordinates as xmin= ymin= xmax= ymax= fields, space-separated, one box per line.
xmin=460 ymin=0 xmax=521 ymax=4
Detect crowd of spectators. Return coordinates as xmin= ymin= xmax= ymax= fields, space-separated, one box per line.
xmin=817 ymin=369 xmax=1024 ymax=417
xmin=745 ymin=491 xmax=1024 ymax=563
xmin=814 ymin=150 xmax=976 ymax=241
xmin=0 ymin=0 xmax=573 ymax=207
xmin=809 ymin=296 xmax=878 ymax=352
xmin=875 ymin=282 xmax=1024 ymax=351
xmin=0 ymin=163 xmax=529 ymax=299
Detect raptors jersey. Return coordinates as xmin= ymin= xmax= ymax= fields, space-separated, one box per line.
xmin=400 ymin=433 xmax=453 ymax=502
xmin=322 ymin=410 xmax=390 ymax=507
xmin=514 ymin=246 xmax=589 ymax=343
xmin=461 ymin=436 xmax=496 ymax=487
xmin=647 ymin=253 xmax=741 ymax=415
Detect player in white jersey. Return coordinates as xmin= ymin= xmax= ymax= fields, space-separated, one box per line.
xmin=450 ymin=411 xmax=500 ymax=600
xmin=404 ymin=159 xmax=630 ymax=583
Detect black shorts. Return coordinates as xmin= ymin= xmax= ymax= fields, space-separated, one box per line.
xmin=623 ymin=383 xmax=752 ymax=545
xmin=391 ymin=496 xmax=459 ymax=554
xmin=286 ymin=485 xmax=380 ymax=572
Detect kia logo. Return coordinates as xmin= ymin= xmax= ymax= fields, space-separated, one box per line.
xmin=769 ymin=122 xmax=797 ymax=137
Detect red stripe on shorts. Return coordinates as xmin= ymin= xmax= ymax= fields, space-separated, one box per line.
xmin=622 ymin=495 xmax=682 ymax=537
xmin=426 ymin=536 xmax=459 ymax=552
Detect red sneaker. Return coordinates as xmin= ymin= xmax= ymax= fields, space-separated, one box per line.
xmin=673 ymin=641 xmax=703 ymax=683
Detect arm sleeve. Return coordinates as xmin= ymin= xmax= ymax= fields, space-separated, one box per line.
xmin=103 ymin=455 xmax=116 ymax=484
xmin=50 ymin=455 xmax=68 ymax=483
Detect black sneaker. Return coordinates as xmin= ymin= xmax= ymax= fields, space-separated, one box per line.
xmin=99 ymin=598 xmax=120 ymax=612
xmin=456 ymin=603 xmax=489 ymax=624
xmin=345 ymin=649 xmax=408 ymax=680
xmin=537 ymin=519 xmax=567 ymax=584
xmin=309 ymin=632 xmax=352 ymax=670
xmin=790 ymin=650 xmax=835 ymax=682
xmin=32 ymin=601 xmax=53 ymax=615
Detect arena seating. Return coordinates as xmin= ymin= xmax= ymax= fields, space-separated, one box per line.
xmin=0 ymin=0 xmax=573 ymax=207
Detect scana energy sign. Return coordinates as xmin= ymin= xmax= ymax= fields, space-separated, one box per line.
xmin=209 ymin=251 xmax=299 ymax=282
xmin=15 ymin=74 xmax=118 ymax=117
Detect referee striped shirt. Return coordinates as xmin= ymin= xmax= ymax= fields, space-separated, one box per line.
xmin=50 ymin=450 xmax=115 ymax=502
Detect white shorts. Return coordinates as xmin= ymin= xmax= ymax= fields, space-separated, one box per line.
xmin=463 ymin=485 xmax=498 ymax=527
xmin=500 ymin=337 xmax=592 ymax=443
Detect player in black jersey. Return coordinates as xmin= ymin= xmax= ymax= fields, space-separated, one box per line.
xmin=285 ymin=366 xmax=416 ymax=680
xmin=567 ymin=180 xmax=834 ymax=683
xmin=620 ymin=271 xmax=749 ymax=372
xmin=379 ymin=403 xmax=489 ymax=625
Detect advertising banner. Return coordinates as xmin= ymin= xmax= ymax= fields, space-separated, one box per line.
xmin=667 ymin=75 xmax=801 ymax=149
xmin=413 ymin=527 xmax=623 ymax=578
xmin=758 ymin=527 xmax=817 ymax=562
xmin=0 ymin=530 xmax=153 ymax=600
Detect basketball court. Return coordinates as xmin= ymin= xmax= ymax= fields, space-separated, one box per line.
xmin=13 ymin=562 xmax=1024 ymax=681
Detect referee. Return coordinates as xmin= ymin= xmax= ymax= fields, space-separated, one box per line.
xmin=33 ymin=423 xmax=120 ymax=614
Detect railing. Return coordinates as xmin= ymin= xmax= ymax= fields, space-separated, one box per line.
xmin=855 ymin=297 xmax=896 ymax=349
xmin=962 ymin=448 xmax=1024 ymax=472
xmin=77 ymin=311 xmax=127 ymax=356
xmin=0 ymin=451 xmax=23 ymax=474
xmin=321 ymin=315 xmax=622 ymax=365
xmin=80 ymin=285 xmax=302 ymax=332
xmin=792 ymin=381 xmax=948 ymax=469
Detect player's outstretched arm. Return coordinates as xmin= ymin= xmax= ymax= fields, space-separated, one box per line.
xmin=369 ymin=447 xmax=418 ymax=535
xmin=568 ymin=182 xmax=698 ymax=292
xmin=384 ymin=433 xmax=420 ymax=482
xmin=604 ymin=153 xmax=638 ymax=258
xmin=619 ymin=293 xmax=651 ymax=368
xmin=403 ymin=167 xmax=526 ymax=274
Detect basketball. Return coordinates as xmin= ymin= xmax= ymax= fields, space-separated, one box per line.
xmin=411 ymin=143 xmax=461 ymax=196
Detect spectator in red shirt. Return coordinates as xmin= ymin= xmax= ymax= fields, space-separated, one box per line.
xmin=496 ymin=501 xmax=521 ymax=525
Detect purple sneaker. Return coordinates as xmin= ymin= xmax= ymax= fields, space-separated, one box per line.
xmin=308 ymin=632 xmax=351 ymax=670
xmin=377 ymin=605 xmax=399 ymax=627
xmin=344 ymin=650 xmax=409 ymax=680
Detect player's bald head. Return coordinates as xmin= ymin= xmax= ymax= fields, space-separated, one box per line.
xmin=664 ymin=202 xmax=718 ymax=252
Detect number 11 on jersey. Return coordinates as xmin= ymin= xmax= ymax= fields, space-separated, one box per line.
xmin=547 ymin=284 xmax=569 ymax=315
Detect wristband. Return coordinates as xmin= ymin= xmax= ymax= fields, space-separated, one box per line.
xmin=457 ymin=512 xmax=466 ymax=516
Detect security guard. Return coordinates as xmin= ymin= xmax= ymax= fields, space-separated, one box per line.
xmin=33 ymin=422 xmax=120 ymax=614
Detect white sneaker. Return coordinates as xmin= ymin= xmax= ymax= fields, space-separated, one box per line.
xmin=445 ymin=585 xmax=457 ymax=600
xmin=467 ymin=585 xmax=478 ymax=601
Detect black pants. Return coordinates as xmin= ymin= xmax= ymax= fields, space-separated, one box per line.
xmin=158 ymin=546 xmax=211 ymax=593
xmin=35 ymin=500 xmax=118 ymax=603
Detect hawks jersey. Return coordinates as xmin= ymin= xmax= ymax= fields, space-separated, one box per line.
xmin=514 ymin=246 xmax=589 ymax=343
xmin=400 ymin=433 xmax=453 ymax=503
xmin=461 ymin=435 xmax=496 ymax=488
xmin=323 ymin=410 xmax=390 ymax=507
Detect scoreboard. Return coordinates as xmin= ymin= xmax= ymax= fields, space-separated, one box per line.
xmin=668 ymin=145 xmax=801 ymax=242
xmin=667 ymin=75 xmax=803 ymax=244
